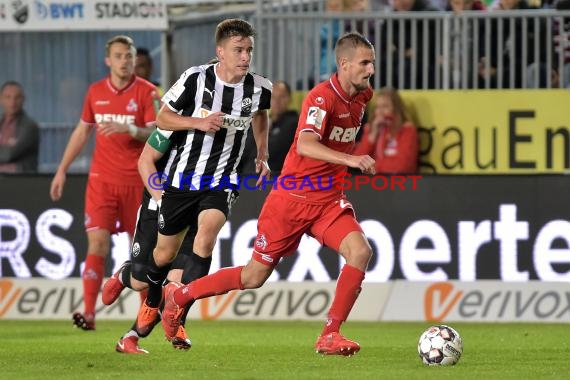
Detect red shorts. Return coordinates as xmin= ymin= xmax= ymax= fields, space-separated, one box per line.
xmin=84 ymin=177 xmax=143 ymax=235
xmin=252 ymin=192 xmax=363 ymax=266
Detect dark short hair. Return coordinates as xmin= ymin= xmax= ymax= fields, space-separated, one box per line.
xmin=105 ymin=35 xmax=136 ymax=57
xmin=215 ymin=18 xmax=256 ymax=45
xmin=136 ymin=47 xmax=151 ymax=58
xmin=1 ymin=80 xmax=23 ymax=94
xmin=556 ymin=0 xmax=570 ymax=10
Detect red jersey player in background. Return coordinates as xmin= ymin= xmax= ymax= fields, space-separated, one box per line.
xmin=49 ymin=35 xmax=157 ymax=330
xmin=161 ymin=32 xmax=376 ymax=356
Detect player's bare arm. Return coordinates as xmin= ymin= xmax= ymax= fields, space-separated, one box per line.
xmin=97 ymin=121 xmax=153 ymax=142
xmin=297 ymin=131 xmax=376 ymax=174
xmin=138 ymin=142 xmax=166 ymax=202
xmin=49 ymin=121 xmax=93 ymax=201
xmin=251 ymin=109 xmax=270 ymax=185
xmin=156 ymin=104 xmax=224 ymax=133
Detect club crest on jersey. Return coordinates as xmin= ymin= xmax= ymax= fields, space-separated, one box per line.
xmin=306 ymin=106 xmax=326 ymax=130
xmin=126 ymin=98 xmax=138 ymax=112
xmin=241 ymin=97 xmax=252 ymax=113
xmin=315 ymin=96 xmax=325 ymax=105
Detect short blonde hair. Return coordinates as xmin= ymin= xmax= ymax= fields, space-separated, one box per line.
xmin=105 ymin=35 xmax=136 ymax=57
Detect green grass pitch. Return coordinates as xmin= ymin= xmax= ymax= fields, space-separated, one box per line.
xmin=1 ymin=320 xmax=569 ymax=380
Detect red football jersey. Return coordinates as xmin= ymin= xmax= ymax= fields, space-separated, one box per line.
xmin=81 ymin=75 xmax=156 ymax=186
xmin=275 ymin=74 xmax=373 ymax=204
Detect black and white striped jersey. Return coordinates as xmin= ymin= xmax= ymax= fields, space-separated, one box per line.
xmin=159 ymin=63 xmax=272 ymax=191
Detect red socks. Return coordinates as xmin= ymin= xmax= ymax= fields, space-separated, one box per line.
xmin=82 ymin=254 xmax=105 ymax=318
xmin=170 ymin=263 xmax=364 ymax=337
xmin=321 ymin=264 xmax=365 ymax=336
xmin=174 ymin=266 xmax=244 ymax=306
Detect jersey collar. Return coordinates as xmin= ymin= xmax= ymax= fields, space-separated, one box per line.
xmin=106 ymin=74 xmax=136 ymax=95
xmin=329 ymin=73 xmax=351 ymax=104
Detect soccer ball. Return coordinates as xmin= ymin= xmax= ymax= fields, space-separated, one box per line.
xmin=417 ymin=325 xmax=463 ymax=366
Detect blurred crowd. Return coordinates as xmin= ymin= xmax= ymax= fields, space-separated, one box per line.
xmin=317 ymin=0 xmax=570 ymax=89
xmin=2 ymin=0 xmax=568 ymax=174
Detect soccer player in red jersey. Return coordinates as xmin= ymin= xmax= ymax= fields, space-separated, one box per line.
xmin=49 ymin=35 xmax=157 ymax=330
xmin=161 ymin=32 xmax=376 ymax=356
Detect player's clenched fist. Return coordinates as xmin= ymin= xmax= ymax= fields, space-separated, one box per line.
xmin=196 ymin=111 xmax=225 ymax=133
xmin=348 ymin=155 xmax=376 ymax=175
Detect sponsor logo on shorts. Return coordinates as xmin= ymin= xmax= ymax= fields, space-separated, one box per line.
xmin=158 ymin=214 xmax=165 ymax=230
xmin=255 ymin=234 xmax=267 ymax=251
xmin=132 ymin=242 xmax=140 ymax=257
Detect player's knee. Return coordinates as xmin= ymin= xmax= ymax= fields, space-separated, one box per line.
xmin=153 ymin=246 xmax=176 ymax=267
xmin=346 ymin=244 xmax=372 ymax=270
xmin=87 ymin=239 xmax=110 ymax=256
xmin=358 ymin=245 xmax=373 ymax=264
xmin=130 ymin=277 xmax=148 ymax=292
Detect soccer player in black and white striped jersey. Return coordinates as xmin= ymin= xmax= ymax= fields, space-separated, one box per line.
xmin=135 ymin=19 xmax=272 ymax=334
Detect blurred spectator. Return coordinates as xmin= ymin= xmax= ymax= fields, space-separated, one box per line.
xmin=381 ymin=0 xmax=438 ymax=89
xmin=444 ymin=0 xmax=486 ymax=88
xmin=319 ymin=0 xmax=345 ymax=83
xmin=527 ymin=0 xmax=570 ymax=88
xmin=370 ymin=0 xmax=391 ymax=9
xmin=345 ymin=0 xmax=375 ymax=39
xmin=0 ymin=81 xmax=39 ymax=173
xmin=239 ymin=81 xmax=298 ymax=175
xmin=353 ymin=87 xmax=418 ymax=174
xmin=554 ymin=0 xmax=570 ymax=87
xmin=478 ymin=0 xmax=547 ymax=88
xmin=298 ymin=0 xmax=345 ymax=89
xmin=447 ymin=0 xmax=486 ymax=13
xmin=267 ymin=81 xmax=299 ymax=173
xmin=135 ymin=47 xmax=164 ymax=95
